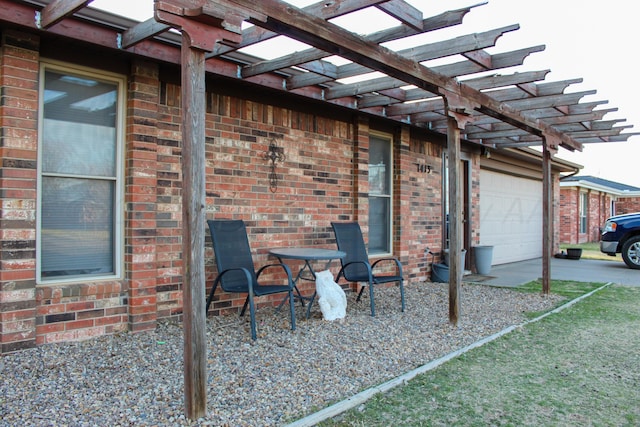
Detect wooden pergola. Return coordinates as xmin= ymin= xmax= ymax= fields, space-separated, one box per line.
xmin=16 ymin=0 xmax=638 ymax=418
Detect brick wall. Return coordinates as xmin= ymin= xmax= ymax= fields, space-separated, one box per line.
xmin=615 ymin=197 xmax=640 ymax=215
xmin=126 ymin=60 xmax=162 ymax=332
xmin=0 ymin=31 xmax=131 ymax=352
xmin=559 ymin=186 xmax=613 ymax=244
xmin=2 ymin=27 xmax=551 ymax=353
xmin=587 ymin=191 xmax=609 ymax=242
xmin=0 ymin=30 xmax=39 ymax=353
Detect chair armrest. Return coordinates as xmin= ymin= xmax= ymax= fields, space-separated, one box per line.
xmin=215 ymin=267 xmax=255 ymax=294
xmin=371 ymin=257 xmax=404 ymax=278
xmin=337 ymin=260 xmax=373 ymax=282
xmin=256 ymin=263 xmax=294 ymax=289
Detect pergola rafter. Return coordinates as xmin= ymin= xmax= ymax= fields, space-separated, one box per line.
xmin=21 ymin=0 xmax=639 ymax=147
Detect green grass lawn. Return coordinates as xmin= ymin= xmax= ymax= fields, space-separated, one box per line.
xmin=559 ymin=242 xmax=621 ymax=262
xmin=319 ymin=282 xmax=640 ymax=427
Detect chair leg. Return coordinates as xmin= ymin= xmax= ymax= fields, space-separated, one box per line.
xmin=399 ymin=280 xmax=405 ymax=312
xmin=247 ymin=293 xmax=257 ymax=340
xmin=369 ymin=283 xmax=376 ymax=317
xmin=240 ymin=296 xmax=250 ymax=317
xmin=305 ymin=291 xmax=317 ymax=320
xmin=288 ymin=290 xmax=296 ymax=331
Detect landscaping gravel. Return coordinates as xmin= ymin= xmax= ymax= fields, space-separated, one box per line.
xmin=0 ymin=282 xmax=563 ymax=426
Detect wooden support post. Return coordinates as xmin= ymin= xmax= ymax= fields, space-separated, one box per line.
xmin=541 ymin=137 xmax=557 ymax=295
xmin=446 ymin=116 xmax=462 ymax=325
xmin=180 ymin=33 xmax=208 ymax=419
xmin=154 ymin=2 xmax=246 ymax=420
xmin=442 ymin=91 xmax=476 ymax=326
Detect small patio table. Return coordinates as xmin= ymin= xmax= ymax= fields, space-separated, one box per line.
xmin=269 ymin=247 xmax=346 ymax=319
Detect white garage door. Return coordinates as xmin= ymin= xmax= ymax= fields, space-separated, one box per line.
xmin=479 ymin=170 xmax=543 ymax=265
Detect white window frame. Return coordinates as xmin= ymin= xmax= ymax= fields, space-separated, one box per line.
xmin=610 ymin=198 xmax=616 ymax=217
xmin=579 ymin=192 xmax=588 ymax=234
xmin=368 ymin=131 xmax=393 ymax=255
xmin=36 ymin=60 xmax=125 ymax=284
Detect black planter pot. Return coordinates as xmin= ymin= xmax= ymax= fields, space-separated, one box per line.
xmin=566 ymin=248 xmax=582 ymax=260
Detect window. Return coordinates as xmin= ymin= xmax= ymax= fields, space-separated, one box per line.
xmin=610 ymin=199 xmax=616 ymax=217
xmin=37 ymin=62 xmax=124 ymax=282
xmin=368 ymin=133 xmax=392 ymax=254
xmin=579 ymin=192 xmax=588 ymax=234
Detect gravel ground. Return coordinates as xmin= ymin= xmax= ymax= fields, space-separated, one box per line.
xmin=0 ymin=282 xmax=563 ymax=427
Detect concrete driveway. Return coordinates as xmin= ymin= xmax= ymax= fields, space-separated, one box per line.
xmin=476 ymin=257 xmax=640 ymax=287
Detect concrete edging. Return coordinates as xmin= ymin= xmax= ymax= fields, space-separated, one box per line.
xmin=285 ymin=282 xmax=613 ymax=427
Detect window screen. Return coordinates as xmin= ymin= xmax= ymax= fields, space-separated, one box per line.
xmin=40 ymin=68 xmax=120 ymax=280
xmin=368 ymin=134 xmax=392 ymax=254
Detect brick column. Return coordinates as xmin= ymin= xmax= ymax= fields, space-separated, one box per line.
xmin=395 ymin=125 xmax=411 ymax=264
xmin=353 ymin=116 xmax=369 ymax=225
xmin=0 ymin=30 xmax=39 ymax=353
xmin=126 ymin=59 xmax=160 ymax=332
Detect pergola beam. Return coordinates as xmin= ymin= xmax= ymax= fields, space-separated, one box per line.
xmin=207 ymin=0 xmax=393 ymax=58
xmin=121 ymin=18 xmax=171 ymax=48
xmin=38 ymin=0 xmax=92 ymax=29
xmin=376 ymin=0 xmax=424 ymax=31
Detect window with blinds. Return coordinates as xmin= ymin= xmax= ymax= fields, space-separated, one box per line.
xmin=368 ymin=133 xmax=393 ymax=255
xmin=38 ymin=63 xmax=124 ymax=282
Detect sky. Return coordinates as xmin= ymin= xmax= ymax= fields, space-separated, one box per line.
xmin=90 ymin=0 xmax=640 ymax=187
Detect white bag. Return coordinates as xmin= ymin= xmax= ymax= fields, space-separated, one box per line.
xmin=315 ymin=270 xmax=347 ymax=321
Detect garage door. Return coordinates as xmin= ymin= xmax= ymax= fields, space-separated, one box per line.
xmin=479 ymin=170 xmax=543 ymax=265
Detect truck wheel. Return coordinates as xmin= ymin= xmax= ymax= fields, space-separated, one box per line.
xmin=621 ymin=236 xmax=640 ymax=269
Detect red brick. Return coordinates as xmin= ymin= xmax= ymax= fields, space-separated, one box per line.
xmin=65 ymin=319 xmax=95 ymax=330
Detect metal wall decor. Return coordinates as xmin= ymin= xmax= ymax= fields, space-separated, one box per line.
xmin=264 ymin=139 xmax=286 ymax=192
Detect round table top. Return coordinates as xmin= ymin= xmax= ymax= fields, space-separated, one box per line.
xmin=269 ymin=247 xmax=346 ymax=260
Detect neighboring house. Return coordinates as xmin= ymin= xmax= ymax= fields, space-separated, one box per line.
xmin=559 ymin=176 xmax=640 ymax=244
xmin=0 ymin=2 xmax=627 ymax=354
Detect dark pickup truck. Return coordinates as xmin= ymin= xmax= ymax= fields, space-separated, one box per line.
xmin=600 ymin=212 xmax=640 ymax=269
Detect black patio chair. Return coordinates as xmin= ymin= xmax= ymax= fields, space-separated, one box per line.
xmin=206 ymin=219 xmax=296 ymax=340
xmin=331 ymin=222 xmax=405 ymax=316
